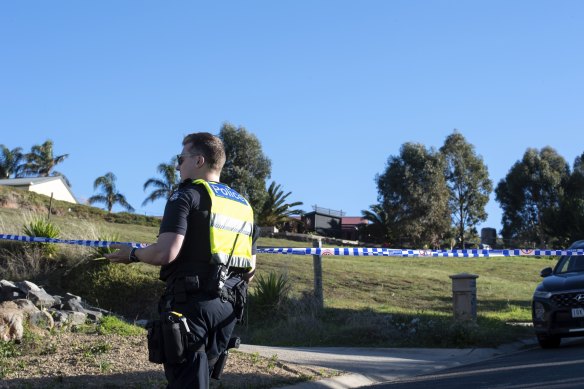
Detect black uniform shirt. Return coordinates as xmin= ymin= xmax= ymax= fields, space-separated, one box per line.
xmin=158 ymin=180 xmax=257 ymax=282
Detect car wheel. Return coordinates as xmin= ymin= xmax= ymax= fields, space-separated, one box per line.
xmin=537 ymin=334 xmax=561 ymax=349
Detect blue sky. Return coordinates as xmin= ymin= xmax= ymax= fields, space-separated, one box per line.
xmin=1 ymin=1 xmax=582 ymax=236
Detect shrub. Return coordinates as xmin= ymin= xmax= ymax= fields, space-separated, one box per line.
xmin=61 ymin=260 xmax=164 ymax=320
xmin=22 ymin=217 xmax=60 ymax=258
xmin=251 ymin=271 xmax=291 ymax=315
xmin=90 ymin=233 xmax=121 ymax=258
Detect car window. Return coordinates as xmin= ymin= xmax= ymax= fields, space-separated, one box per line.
xmin=556 ymin=255 xmax=584 ymax=273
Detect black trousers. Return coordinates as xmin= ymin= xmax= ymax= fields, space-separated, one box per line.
xmin=162 ymin=289 xmax=237 ymax=389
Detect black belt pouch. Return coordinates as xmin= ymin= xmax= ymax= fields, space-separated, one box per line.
xmin=146 ymin=320 xmax=165 ymax=364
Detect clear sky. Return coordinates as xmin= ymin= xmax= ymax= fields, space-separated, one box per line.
xmin=1 ymin=1 xmax=582 ymax=236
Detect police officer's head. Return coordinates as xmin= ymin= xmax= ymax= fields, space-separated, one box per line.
xmin=179 ymin=132 xmax=226 ymax=180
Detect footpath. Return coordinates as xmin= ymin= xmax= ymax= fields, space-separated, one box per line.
xmin=239 ymin=338 xmax=538 ymax=388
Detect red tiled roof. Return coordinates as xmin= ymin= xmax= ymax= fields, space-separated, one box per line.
xmin=341 ymin=217 xmax=367 ymax=225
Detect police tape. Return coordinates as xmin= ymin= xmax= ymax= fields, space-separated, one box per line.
xmin=257 ymin=247 xmax=584 ymax=257
xmin=0 ymin=234 xmax=147 ymax=248
xmin=1 ymin=233 xmax=584 ymax=258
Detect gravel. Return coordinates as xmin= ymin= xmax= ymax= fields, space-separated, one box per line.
xmin=0 ymin=331 xmax=339 ymax=388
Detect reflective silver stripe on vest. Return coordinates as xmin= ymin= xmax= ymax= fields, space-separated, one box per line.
xmin=210 ymin=213 xmax=253 ymax=236
xmin=212 ymin=253 xmax=252 ymax=267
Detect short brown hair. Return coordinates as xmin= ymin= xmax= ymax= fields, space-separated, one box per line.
xmin=182 ymin=132 xmax=226 ymax=172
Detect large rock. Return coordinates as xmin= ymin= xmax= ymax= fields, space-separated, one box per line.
xmin=15 ymin=280 xmax=42 ymax=294
xmin=12 ymin=299 xmax=40 ymax=316
xmin=28 ymin=288 xmax=57 ymax=308
xmin=67 ymin=311 xmax=88 ymax=326
xmin=30 ymin=310 xmax=55 ymax=330
xmin=0 ymin=280 xmax=25 ymax=301
xmin=64 ymin=298 xmax=86 ymax=313
xmin=0 ymin=301 xmax=24 ymax=342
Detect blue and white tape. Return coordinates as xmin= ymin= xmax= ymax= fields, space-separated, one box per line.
xmin=1 ymin=233 xmax=584 ymax=257
xmin=0 ymin=234 xmax=147 ymax=248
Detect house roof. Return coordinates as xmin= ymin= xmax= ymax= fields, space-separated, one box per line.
xmin=0 ymin=177 xmax=66 ymax=186
xmin=0 ymin=176 xmax=76 ymax=203
xmin=341 ymin=217 xmax=368 ymax=225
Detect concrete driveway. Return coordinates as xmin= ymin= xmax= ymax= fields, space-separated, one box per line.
xmin=239 ymin=338 xmax=537 ymax=388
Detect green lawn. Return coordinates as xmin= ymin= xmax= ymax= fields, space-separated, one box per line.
xmin=0 ymin=207 xmax=555 ymax=347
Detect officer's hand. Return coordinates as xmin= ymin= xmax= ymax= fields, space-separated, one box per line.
xmin=104 ymin=244 xmax=132 ymax=264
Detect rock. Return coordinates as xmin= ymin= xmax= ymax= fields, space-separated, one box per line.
xmin=28 ymin=288 xmax=57 ymax=308
xmin=15 ymin=280 xmax=42 ymax=293
xmin=64 ymin=298 xmax=86 ymax=313
xmin=30 ymin=310 xmax=54 ymax=330
xmin=0 ymin=301 xmax=24 ymax=341
xmin=85 ymin=309 xmax=103 ymax=321
xmin=68 ymin=311 xmax=87 ymax=326
xmin=0 ymin=280 xmax=17 ymax=289
xmin=12 ymin=299 xmax=40 ymax=316
xmin=50 ymin=309 xmax=70 ymax=327
xmin=0 ymin=280 xmax=25 ymax=301
xmin=64 ymin=293 xmax=82 ymax=303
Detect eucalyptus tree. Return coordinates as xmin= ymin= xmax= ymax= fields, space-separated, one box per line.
xmin=376 ymin=142 xmax=450 ymax=248
xmin=439 ymin=131 xmax=492 ymax=247
xmin=219 ymin=123 xmax=271 ymax=211
xmin=0 ymin=145 xmax=25 ymax=178
xmin=257 ymin=181 xmax=303 ymax=227
xmin=88 ymin=172 xmax=135 ymax=213
xmin=544 ymin=151 xmax=584 ymax=245
xmin=142 ymin=157 xmax=180 ymax=206
xmin=495 ymin=147 xmax=570 ymax=245
xmin=24 ymin=140 xmax=69 ymax=180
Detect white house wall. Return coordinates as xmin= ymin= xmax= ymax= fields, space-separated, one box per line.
xmin=30 ymin=181 xmax=77 ymax=204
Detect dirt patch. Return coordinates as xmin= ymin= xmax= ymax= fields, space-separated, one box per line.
xmin=0 ymin=332 xmax=340 ymax=388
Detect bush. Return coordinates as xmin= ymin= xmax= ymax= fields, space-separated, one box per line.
xmin=61 ymin=260 xmax=164 ymax=320
xmin=22 ymin=217 xmax=60 ymax=258
xmin=250 ymin=271 xmax=291 ymax=317
xmin=90 ymin=233 xmax=120 ymax=258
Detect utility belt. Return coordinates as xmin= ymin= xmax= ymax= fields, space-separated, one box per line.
xmin=146 ymin=311 xmax=240 ymax=380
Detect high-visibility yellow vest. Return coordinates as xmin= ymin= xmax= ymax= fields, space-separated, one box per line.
xmin=194 ymin=179 xmax=254 ymax=270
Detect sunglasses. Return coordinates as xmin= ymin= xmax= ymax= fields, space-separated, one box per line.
xmin=177 ymin=153 xmax=201 ymax=166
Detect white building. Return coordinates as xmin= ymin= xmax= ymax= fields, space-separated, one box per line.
xmin=0 ymin=176 xmax=77 ymax=204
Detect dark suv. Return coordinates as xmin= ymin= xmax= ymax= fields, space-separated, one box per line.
xmin=532 ymin=240 xmax=584 ymax=348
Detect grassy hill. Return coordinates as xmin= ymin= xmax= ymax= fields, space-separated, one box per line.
xmin=0 ymin=186 xmax=552 ymax=348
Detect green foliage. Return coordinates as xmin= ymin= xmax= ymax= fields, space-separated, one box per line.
xmin=0 ymin=340 xmax=20 ymax=358
xmin=142 ymin=157 xmax=179 ymax=206
xmin=251 ymin=271 xmax=291 ymax=315
xmin=22 ymin=217 xmax=60 ymax=257
xmin=257 ymin=181 xmax=303 ymax=227
xmin=361 ymin=204 xmax=392 ymax=243
xmin=440 ymin=131 xmax=493 ymax=247
xmin=376 ymin=142 xmax=450 ymax=247
xmin=0 ymin=144 xmax=25 ymax=179
xmin=97 ymin=316 xmax=145 ymax=336
xmin=495 ymin=146 xmax=570 ymax=245
xmin=219 ymin=122 xmax=272 ymax=211
xmin=23 ymin=139 xmax=70 ymax=184
xmin=544 ymin=151 xmax=584 ymax=246
xmin=61 ymin=259 xmax=164 ymax=320
xmin=89 ymin=172 xmax=135 ymax=213
xmin=91 ymin=233 xmax=121 ymax=258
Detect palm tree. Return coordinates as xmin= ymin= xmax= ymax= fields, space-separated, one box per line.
xmin=257 ymin=181 xmax=303 ymax=227
xmin=0 ymin=145 xmax=25 ymax=178
xmin=88 ymin=172 xmax=135 ymax=213
xmin=24 ymin=140 xmax=69 ymax=181
xmin=361 ymin=204 xmax=393 ymax=243
xmin=142 ymin=157 xmax=180 ymax=206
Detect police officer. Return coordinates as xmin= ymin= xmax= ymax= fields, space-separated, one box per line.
xmin=107 ymin=132 xmax=257 ymax=388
